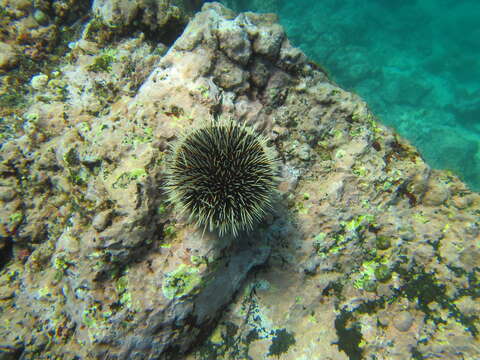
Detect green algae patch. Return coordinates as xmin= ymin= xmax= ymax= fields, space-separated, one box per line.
xmin=343 ymin=214 xmax=376 ymax=234
xmin=162 ymin=264 xmax=202 ymax=300
xmin=8 ymin=212 xmax=23 ymax=225
xmin=87 ymin=49 xmax=117 ymax=73
xmin=112 ymin=168 xmax=147 ymax=189
xmin=53 ymin=254 xmax=73 ymax=281
xmin=315 ymin=214 xmax=377 ymax=258
xmin=115 ymin=274 xmax=134 ymax=309
xmin=353 ymin=255 xmax=393 ymax=292
xmin=82 ymin=305 xmax=100 ymax=329
xmin=81 ymin=303 xmax=112 ymax=344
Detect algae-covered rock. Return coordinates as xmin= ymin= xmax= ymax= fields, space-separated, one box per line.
xmin=0 ymin=42 xmax=18 ymax=70
xmin=92 ymin=0 xmax=202 ymax=38
xmin=0 ymin=2 xmax=479 ymax=360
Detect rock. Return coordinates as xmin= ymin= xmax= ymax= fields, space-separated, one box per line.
xmin=92 ymin=210 xmax=112 ymax=232
xmin=278 ymin=38 xmax=307 ymax=71
xmin=0 ymin=2 xmax=479 ymax=360
xmin=213 ymin=54 xmax=249 ymax=91
xmin=252 ymin=22 xmax=284 ymax=59
xmin=92 ymin=0 xmax=141 ymax=27
xmin=0 ymin=42 xmax=18 ymax=70
xmin=0 ymin=187 xmax=16 ymax=202
xmin=33 ymin=9 xmax=49 ymax=25
xmin=298 ymin=143 xmax=311 ymax=161
xmin=91 ymin=0 xmax=198 ymax=34
xmin=250 ymin=57 xmax=271 ymax=87
xmin=0 ymin=347 xmax=21 ymax=360
xmin=393 ymin=311 xmax=414 ymax=332
xmin=30 ymin=73 xmax=49 ymax=90
xmin=216 ymin=20 xmax=251 ymax=65
xmin=13 ymin=0 xmax=33 ymax=12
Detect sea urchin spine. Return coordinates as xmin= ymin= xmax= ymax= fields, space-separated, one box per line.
xmin=166 ymin=119 xmax=279 ymax=237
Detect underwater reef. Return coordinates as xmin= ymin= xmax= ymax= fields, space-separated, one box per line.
xmin=0 ymin=1 xmax=479 ymax=360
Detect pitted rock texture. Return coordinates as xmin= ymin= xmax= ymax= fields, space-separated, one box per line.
xmin=0 ymin=2 xmax=479 ymax=360
xmin=92 ymin=0 xmax=202 ymax=36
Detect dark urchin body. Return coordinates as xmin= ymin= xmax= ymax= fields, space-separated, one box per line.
xmin=166 ymin=120 xmax=278 ymax=237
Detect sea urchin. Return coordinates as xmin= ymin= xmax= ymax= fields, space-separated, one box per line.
xmin=166 ymin=119 xmax=278 ymax=237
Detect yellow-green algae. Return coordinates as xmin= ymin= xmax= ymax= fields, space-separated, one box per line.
xmin=162 ymin=264 xmax=202 ymax=300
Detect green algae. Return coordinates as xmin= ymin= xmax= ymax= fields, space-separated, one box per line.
xmin=374 ymin=264 xmax=392 ymax=282
xmin=314 ymin=214 xmax=378 ymax=259
xmin=53 ymin=254 xmax=73 ymax=281
xmin=352 ymin=241 xmax=394 ymax=291
xmin=162 ymin=264 xmax=202 ymax=300
xmin=112 ymin=168 xmax=147 ymax=189
xmin=8 ymin=212 xmax=23 ymax=224
xmin=375 ymin=235 xmax=391 ymax=250
xmin=82 ymin=305 xmax=100 ymax=329
xmin=114 ymin=274 xmax=134 ymax=309
xmin=87 ymin=49 xmax=117 ymax=73
xmin=163 ymin=223 xmax=176 ymax=238
xmin=63 ymin=148 xmax=79 ymax=167
xmin=121 ymin=127 xmax=154 ymax=147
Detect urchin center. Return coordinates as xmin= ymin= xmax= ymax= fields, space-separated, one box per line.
xmin=199 ymin=149 xmax=254 ymax=204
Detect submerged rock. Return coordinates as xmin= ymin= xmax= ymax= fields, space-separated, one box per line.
xmin=92 ymin=0 xmax=203 ymax=40
xmin=0 ymin=42 xmax=18 ymax=70
xmin=0 ymin=2 xmax=479 ymax=360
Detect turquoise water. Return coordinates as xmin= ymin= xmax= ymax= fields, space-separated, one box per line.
xmin=221 ymin=0 xmax=480 ymax=191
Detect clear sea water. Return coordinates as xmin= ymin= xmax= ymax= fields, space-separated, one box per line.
xmin=221 ymin=0 xmax=480 ymax=191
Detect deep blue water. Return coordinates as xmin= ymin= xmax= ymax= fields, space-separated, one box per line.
xmin=221 ymin=0 xmax=480 ymax=191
